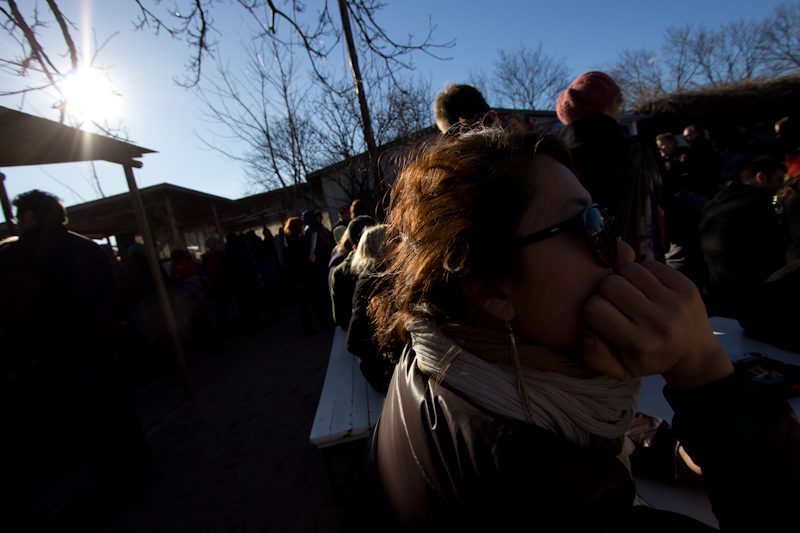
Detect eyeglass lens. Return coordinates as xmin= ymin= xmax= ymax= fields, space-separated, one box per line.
xmin=585 ymin=207 xmax=616 ymax=265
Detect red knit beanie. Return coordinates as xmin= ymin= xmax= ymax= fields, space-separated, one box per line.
xmin=556 ymin=71 xmax=621 ymax=125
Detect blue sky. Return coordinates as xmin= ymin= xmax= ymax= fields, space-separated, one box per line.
xmin=0 ymin=0 xmax=791 ymax=222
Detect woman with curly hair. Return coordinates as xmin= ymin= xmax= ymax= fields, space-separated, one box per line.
xmin=356 ymin=127 xmax=800 ymax=532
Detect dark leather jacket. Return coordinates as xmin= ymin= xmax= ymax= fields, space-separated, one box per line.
xmin=357 ymin=345 xmax=800 ymax=532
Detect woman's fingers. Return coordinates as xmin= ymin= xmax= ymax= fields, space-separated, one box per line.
xmin=640 ymin=260 xmax=696 ymax=292
xmin=583 ymin=261 xmax=733 ymax=387
xmin=610 ymin=261 xmax=672 ymax=302
xmin=584 ymin=292 xmax=637 ymax=346
xmin=582 ymin=331 xmax=632 ymax=381
xmin=595 ymin=272 xmax=652 ymax=323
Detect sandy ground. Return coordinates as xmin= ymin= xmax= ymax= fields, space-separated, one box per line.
xmin=5 ymin=305 xmax=366 ymax=532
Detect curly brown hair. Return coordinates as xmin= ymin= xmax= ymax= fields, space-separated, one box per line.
xmin=369 ymin=126 xmax=573 ymax=347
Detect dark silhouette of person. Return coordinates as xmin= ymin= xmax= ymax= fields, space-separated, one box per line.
xmin=700 ymin=157 xmax=788 ymax=317
xmin=225 ymin=232 xmax=262 ymax=333
xmin=303 ymin=209 xmax=334 ymax=329
xmin=682 ymin=124 xmax=723 ymax=201
xmin=558 ymin=71 xmax=666 ymax=263
xmin=0 ymin=189 xmax=151 ymax=510
xmin=283 ymin=216 xmax=315 ymax=334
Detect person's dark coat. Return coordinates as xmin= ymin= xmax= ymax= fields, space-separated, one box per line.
xmin=699 ymin=181 xmax=787 ymax=317
xmin=783 ymin=188 xmax=800 ymax=264
xmin=683 ymin=135 xmax=722 ymax=201
xmin=0 ymin=223 xmax=151 ymax=496
xmin=330 ymin=251 xmax=357 ymax=329
xmin=357 ymin=346 xmax=800 ymax=532
xmin=0 ymin=224 xmax=118 ymax=376
xmin=346 ymin=274 xmax=396 ymax=392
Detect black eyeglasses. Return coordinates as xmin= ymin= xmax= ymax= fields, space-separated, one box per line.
xmin=511 ymin=203 xmax=617 ymax=267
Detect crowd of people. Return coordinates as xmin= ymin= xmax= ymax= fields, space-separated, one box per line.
xmin=654 ymin=117 xmax=800 ymax=351
xmin=2 ymin=69 xmax=799 ymax=530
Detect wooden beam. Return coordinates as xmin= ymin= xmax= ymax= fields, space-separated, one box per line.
xmin=0 ymin=173 xmax=17 ymax=236
xmin=165 ymin=196 xmax=186 ymax=251
xmin=123 ymin=164 xmax=194 ymax=398
xmin=212 ymin=204 xmax=224 ymax=241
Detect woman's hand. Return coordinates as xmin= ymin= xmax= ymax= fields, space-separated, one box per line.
xmin=582 ymin=261 xmax=733 ymax=390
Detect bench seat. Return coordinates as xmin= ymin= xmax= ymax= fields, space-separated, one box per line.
xmin=309 ymin=327 xmax=385 ymax=449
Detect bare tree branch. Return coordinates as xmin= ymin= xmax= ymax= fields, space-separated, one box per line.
xmin=761 ymin=2 xmax=800 ymax=74
xmin=133 ymin=0 xmax=217 ymax=87
xmin=45 ymin=0 xmax=77 ymax=70
xmin=609 ymin=48 xmax=665 ymax=111
xmin=488 ymin=42 xmax=571 ymax=110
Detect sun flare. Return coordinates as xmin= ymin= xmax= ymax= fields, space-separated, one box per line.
xmin=59 ymin=68 xmax=121 ymax=122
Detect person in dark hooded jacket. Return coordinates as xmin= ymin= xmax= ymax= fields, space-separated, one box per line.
xmin=699 ymin=156 xmax=788 ymax=317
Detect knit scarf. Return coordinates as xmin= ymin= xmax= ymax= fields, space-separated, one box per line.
xmin=409 ymin=320 xmax=641 ymax=454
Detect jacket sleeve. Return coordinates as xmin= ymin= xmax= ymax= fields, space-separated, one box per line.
xmin=664 ymin=370 xmax=800 ymax=531
xmin=346 ymin=277 xmax=373 ymax=359
xmin=330 ymin=264 xmax=350 ymax=329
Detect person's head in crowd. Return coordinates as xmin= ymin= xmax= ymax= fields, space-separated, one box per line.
xmin=371 ymin=126 xmax=631 ymax=351
xmin=333 ymin=225 xmax=347 ymax=245
xmin=339 ymin=204 xmax=352 ymax=223
xmin=302 ymin=209 xmax=323 ymax=228
xmin=345 ymin=215 xmax=376 ymax=251
xmin=721 ymin=154 xmax=757 ymax=183
xmin=284 ymin=217 xmax=305 ymax=239
xmin=350 ymin=224 xmax=388 ymax=277
xmin=434 ymin=83 xmax=491 ymax=133
xmin=12 ymin=189 xmax=67 ymax=231
xmin=776 ymin=117 xmax=800 ymax=159
xmin=556 ymin=71 xmax=622 ymax=125
xmin=333 ymin=204 xmax=351 ymax=243
xmin=655 ymin=133 xmax=677 ymax=158
xmin=739 ymin=156 xmax=787 ymax=195
xmin=683 ymin=124 xmax=701 ymax=144
xmin=333 ymin=227 xmax=356 ymax=257
xmin=205 ymin=236 xmax=223 ymax=253
xmin=350 ymin=199 xmax=372 ymax=219
xmin=244 ymin=230 xmax=263 ymax=249
xmin=127 ymin=242 xmax=146 ymax=259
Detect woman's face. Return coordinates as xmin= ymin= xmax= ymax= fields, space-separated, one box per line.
xmin=505 ymin=155 xmax=634 ymax=352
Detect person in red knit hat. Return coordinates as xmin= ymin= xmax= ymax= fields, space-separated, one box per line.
xmin=556 ymin=71 xmax=621 ymax=125
xmin=558 ymin=71 xmax=665 ymax=264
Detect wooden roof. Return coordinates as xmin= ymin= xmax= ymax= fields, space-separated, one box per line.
xmin=66 ymin=183 xmax=235 ymax=239
xmin=0 ymin=106 xmax=155 ymax=168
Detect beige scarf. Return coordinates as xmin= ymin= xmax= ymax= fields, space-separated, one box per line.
xmin=409 ymin=320 xmax=641 ymax=456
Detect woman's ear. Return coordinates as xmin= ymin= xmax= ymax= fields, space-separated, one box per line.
xmin=461 ymin=275 xmax=515 ymax=322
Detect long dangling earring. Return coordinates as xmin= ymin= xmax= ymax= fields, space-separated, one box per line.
xmin=507 ymin=320 xmax=535 ymax=424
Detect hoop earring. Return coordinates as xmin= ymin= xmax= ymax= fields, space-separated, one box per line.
xmin=507 ymin=321 xmax=535 ymax=424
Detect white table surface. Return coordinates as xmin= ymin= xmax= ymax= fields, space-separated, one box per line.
xmin=634 ymin=316 xmax=800 ymax=527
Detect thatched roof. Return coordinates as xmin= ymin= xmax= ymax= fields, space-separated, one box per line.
xmin=634 ymin=75 xmax=800 ymax=138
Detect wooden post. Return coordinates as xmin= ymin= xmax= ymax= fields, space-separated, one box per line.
xmin=0 ymin=173 xmax=17 ymax=236
xmin=212 ymin=204 xmax=224 ymax=240
xmin=165 ymin=196 xmax=186 ymax=251
xmin=123 ymin=164 xmax=194 ymax=398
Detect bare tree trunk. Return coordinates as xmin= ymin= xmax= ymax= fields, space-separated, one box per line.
xmin=337 ymin=0 xmax=380 ymax=194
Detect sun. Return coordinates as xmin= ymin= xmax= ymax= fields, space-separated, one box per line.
xmin=59 ymin=68 xmax=121 ymax=122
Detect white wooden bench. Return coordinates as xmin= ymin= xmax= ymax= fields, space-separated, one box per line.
xmin=309 ymin=326 xmax=385 ymax=449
